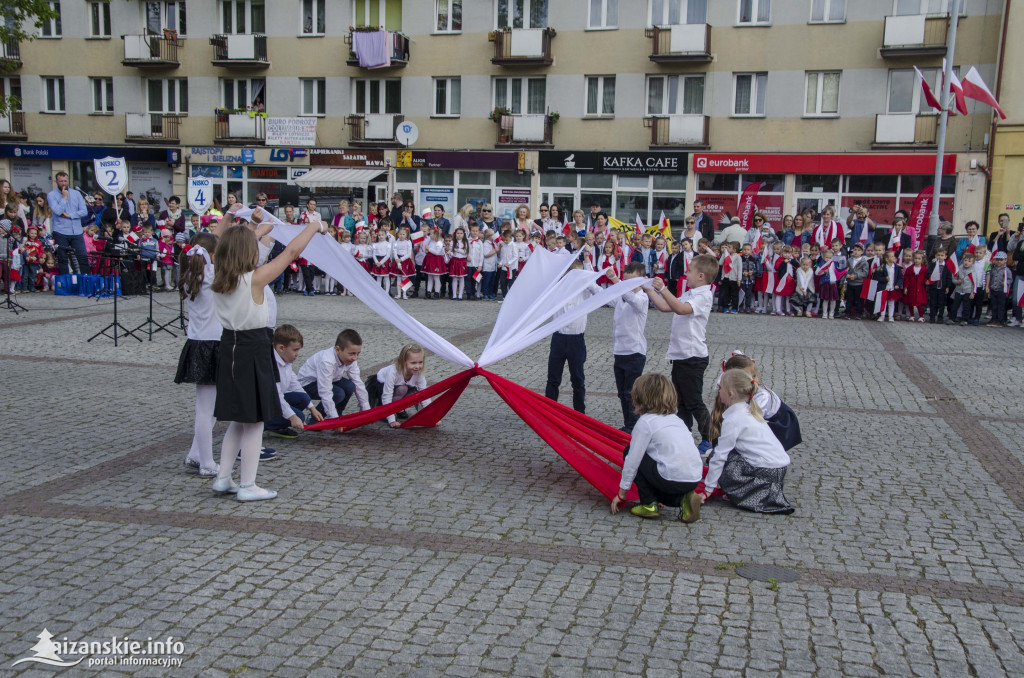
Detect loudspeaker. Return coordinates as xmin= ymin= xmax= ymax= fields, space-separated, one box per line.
xmin=277 ymin=184 xmax=299 ymax=208
xmin=120 ymin=269 xmax=148 ymax=296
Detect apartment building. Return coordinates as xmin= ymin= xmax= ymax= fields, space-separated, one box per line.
xmin=0 ymin=0 xmax=1005 ymax=230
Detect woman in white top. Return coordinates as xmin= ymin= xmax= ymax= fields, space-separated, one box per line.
xmin=611 ymin=374 xmax=704 ymax=523
xmin=701 ymin=369 xmax=794 ymax=514
xmin=208 ymin=210 xmax=322 ymax=501
xmin=364 ymin=343 xmax=433 ymax=427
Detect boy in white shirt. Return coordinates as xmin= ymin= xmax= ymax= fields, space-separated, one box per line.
xmin=297 ymin=329 xmax=371 ymax=421
xmin=481 ymin=228 xmax=499 ymax=299
xmin=644 ymin=253 xmax=719 ymax=455
xmin=266 ymin=324 xmax=323 ymax=438
xmin=466 ymin=222 xmax=484 ymax=299
xmin=545 ymin=259 xmax=603 ymax=413
xmin=605 ymin=262 xmax=649 ymax=432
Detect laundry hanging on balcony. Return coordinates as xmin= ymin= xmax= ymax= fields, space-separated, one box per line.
xmin=352 ymin=29 xmax=390 ymax=69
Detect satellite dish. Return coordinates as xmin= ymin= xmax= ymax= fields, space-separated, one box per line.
xmin=395 ymin=121 xmax=419 ymax=147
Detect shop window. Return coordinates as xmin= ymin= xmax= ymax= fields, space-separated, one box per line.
xmin=652 ymin=194 xmax=687 ymax=222
xmin=496 ymin=170 xmax=530 ymax=187
xmin=91 ymin=77 xmax=113 ymax=113
xmin=650 ymin=0 xmax=705 ymax=26
xmin=433 ymin=77 xmax=461 ymax=117
xmin=496 ymin=0 xmax=548 ymax=29
xmin=493 ymin=77 xmax=546 ymax=116
xmin=647 ymin=74 xmax=703 ymax=116
xmin=581 ymin=174 xmax=613 ymax=189
xmin=697 ymin=173 xmax=738 ymax=192
xmin=436 ymin=0 xmax=462 ymax=32
xmin=39 ymin=1 xmax=61 ymax=37
xmin=301 ymin=0 xmax=325 ymax=35
xmin=733 ymin=73 xmax=766 ymax=117
xmin=796 ymin=174 xmax=841 ymax=192
xmin=810 ymin=0 xmax=844 ymax=22
xmin=458 ymin=171 xmax=490 ymax=185
xmin=540 ymin=173 xmax=577 ymax=188
xmin=742 ymin=174 xmax=784 ymax=192
xmin=589 ymin=0 xmax=617 ymax=28
xmin=805 ymin=71 xmax=840 ymax=117
xmin=738 ymin=0 xmax=770 ymax=24
xmin=354 ymin=78 xmax=401 ymax=115
xmin=901 ymin=174 xmax=955 ymax=194
xmin=585 ymin=76 xmax=615 ymax=117
xmin=89 ymin=2 xmax=110 ymax=37
xmin=616 ymin=193 xmax=650 ymax=223
xmin=581 ymin=193 xmax=612 ymax=211
xmin=653 ymin=174 xmax=686 ymax=190
xmin=846 ymin=175 xmax=898 ymax=193
xmin=420 ymin=169 xmax=455 ymax=185
xmin=457 ymin=189 xmax=492 ymax=213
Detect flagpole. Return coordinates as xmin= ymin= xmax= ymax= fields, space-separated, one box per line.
xmin=928 ymin=0 xmax=961 ymax=238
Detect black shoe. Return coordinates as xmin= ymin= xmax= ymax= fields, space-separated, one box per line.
xmin=267 ymin=427 xmax=299 ymax=439
xmin=396 ymin=410 xmax=409 ymax=421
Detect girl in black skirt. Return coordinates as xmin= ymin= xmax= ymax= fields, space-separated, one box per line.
xmin=210 ymin=209 xmax=324 ymax=502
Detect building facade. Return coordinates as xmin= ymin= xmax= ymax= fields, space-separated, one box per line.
xmin=0 ymin=0 xmax=1005 ymax=230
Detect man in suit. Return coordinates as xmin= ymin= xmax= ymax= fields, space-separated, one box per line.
xmin=692 ymin=199 xmax=715 ymax=242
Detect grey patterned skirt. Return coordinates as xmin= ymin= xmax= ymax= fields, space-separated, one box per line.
xmin=720 ymin=454 xmax=794 ymax=515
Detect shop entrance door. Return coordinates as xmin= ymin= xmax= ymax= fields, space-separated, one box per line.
xmin=793 ymin=194 xmax=838 ymax=221
xmin=544 ymin=191 xmax=577 ymax=215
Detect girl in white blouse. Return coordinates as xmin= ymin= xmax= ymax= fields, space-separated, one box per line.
xmin=364 ymin=343 xmax=433 ymax=427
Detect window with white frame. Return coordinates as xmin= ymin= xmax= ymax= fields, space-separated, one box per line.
xmin=222 ymin=0 xmax=265 ymax=34
xmin=588 ymin=0 xmax=617 ymax=28
xmin=810 ymin=0 xmax=845 ymax=22
xmin=91 ymin=77 xmax=113 ymax=113
xmin=650 ymin=0 xmax=706 ymax=25
xmin=301 ymin=0 xmax=325 ymax=35
xmin=353 ymin=79 xmax=401 ymax=115
xmin=804 ymin=71 xmax=840 ymax=116
xmin=39 ymin=1 xmax=61 ymax=37
xmin=647 ymin=74 xmax=704 ymax=115
xmin=586 ymin=76 xmax=615 ymax=116
xmin=301 ymin=78 xmax=325 ymax=116
xmin=496 ymin=0 xmax=548 ymax=29
xmin=493 ymin=77 xmax=546 ymax=115
xmin=886 ymin=67 xmax=949 ymax=114
xmin=42 ymin=76 xmax=64 ymax=112
xmin=146 ymin=2 xmax=187 ymax=36
xmin=1 ymin=77 xmax=22 ymax=112
xmin=738 ymin=0 xmax=770 ymax=24
xmin=221 ymin=78 xmax=263 ymax=110
xmin=733 ymin=73 xmax=767 ymax=116
xmin=89 ymin=1 xmax=110 ymax=37
xmin=149 ymin=78 xmax=188 ymax=113
xmin=436 ymin=0 xmax=462 ymax=32
xmin=894 ymin=0 xmax=952 ymax=15
xmin=433 ymin=77 xmax=461 ymax=117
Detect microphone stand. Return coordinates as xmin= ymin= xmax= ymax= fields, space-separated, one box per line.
xmin=1 ymin=229 xmax=27 ymax=315
xmin=132 ymin=258 xmax=177 ymax=340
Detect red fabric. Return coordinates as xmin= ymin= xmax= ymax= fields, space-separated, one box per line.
xmin=400 ymin=371 xmax=472 ymax=428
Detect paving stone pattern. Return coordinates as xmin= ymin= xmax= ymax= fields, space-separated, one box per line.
xmin=1 ymin=292 xmax=1023 ymax=676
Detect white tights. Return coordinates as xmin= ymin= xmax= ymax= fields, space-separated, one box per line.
xmin=451 ymin=276 xmax=464 ymax=299
xmin=375 ymin=274 xmax=390 ymax=294
xmin=324 ymin=276 xmax=336 ymax=294
xmin=218 ymin=421 xmax=265 ymax=487
xmin=884 ymin=300 xmax=896 ymax=320
xmin=187 ymin=385 xmax=217 ymax=471
xmin=427 ymin=274 xmax=441 ymax=294
xmin=822 ymin=300 xmax=836 ymax=317
xmin=774 ymin=296 xmax=791 ymax=315
xmin=758 ymin=292 xmax=770 ymax=311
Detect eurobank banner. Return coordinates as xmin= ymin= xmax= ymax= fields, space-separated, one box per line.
xmin=691 ymin=152 xmax=959 ymax=228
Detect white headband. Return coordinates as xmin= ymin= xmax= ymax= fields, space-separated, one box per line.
xmin=187 ymin=245 xmax=211 ymax=265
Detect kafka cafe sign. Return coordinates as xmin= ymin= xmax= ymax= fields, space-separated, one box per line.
xmin=538 ymin=151 xmax=687 ymax=175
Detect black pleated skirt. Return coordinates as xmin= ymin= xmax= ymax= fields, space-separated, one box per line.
xmin=214 ymin=328 xmax=281 ymax=423
xmin=174 ymin=339 xmax=219 ymax=385
xmin=719 ymin=455 xmax=794 ymax=515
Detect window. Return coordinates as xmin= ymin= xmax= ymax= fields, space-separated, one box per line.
xmin=1 ymin=77 xmax=23 ymax=112
xmin=887 ymin=68 xmax=944 ymax=114
xmin=733 ymin=73 xmax=766 ymax=116
xmin=353 ymin=79 xmax=401 ymax=114
xmin=805 ymin=71 xmax=840 ymax=116
xmin=647 ymin=74 xmax=704 ymax=115
xmin=650 ymin=0 xmax=705 ymax=25
xmin=738 ymin=0 xmax=770 ymax=23
xmin=493 ymin=77 xmax=546 ymax=115
xmin=42 ymin=76 xmax=64 ymax=112
xmin=496 ymin=0 xmax=548 ymax=29
xmin=895 ymin=0 xmax=952 ymax=15
xmin=433 ymin=77 xmax=461 ymax=117
xmin=588 ymin=0 xmax=617 ymax=28
xmin=810 ymin=0 xmax=844 ymax=22
xmin=149 ymin=78 xmax=189 ymax=114
xmin=221 ymin=78 xmax=263 ymax=110
xmin=222 ymin=0 xmax=265 ymax=33
xmin=91 ymin=77 xmax=113 ymax=113
xmin=436 ymin=0 xmax=462 ymax=32
xmin=585 ymin=76 xmax=615 ymax=116
xmin=301 ymin=78 xmax=325 ymax=116
xmin=146 ymin=2 xmax=187 ymax=36
xmin=39 ymin=1 xmax=61 ymax=37
xmin=89 ymin=2 xmax=110 ymax=37
xmin=301 ymin=0 xmax=325 ymax=35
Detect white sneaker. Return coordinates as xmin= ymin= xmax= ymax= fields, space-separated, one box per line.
xmin=1009 ymin=319 xmax=1021 ymax=327
xmin=877 ymin=316 xmax=885 ymax=322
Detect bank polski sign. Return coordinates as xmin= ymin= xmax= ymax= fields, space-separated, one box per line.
xmin=93 ymin=156 xmax=128 ymax=196
xmin=187 ymin=177 xmax=213 ymax=215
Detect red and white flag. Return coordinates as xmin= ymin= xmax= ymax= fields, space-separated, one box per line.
xmin=945 ymin=62 xmax=969 ymax=116
xmin=887 ymin=227 xmax=903 ymax=252
xmin=962 ymin=66 xmax=1006 ymax=119
xmin=946 ymin=251 xmax=959 ymax=278
xmin=915 ymin=66 xmax=944 ymax=113
xmin=399 ymin=277 xmax=413 ymax=292
xmin=721 ymin=253 xmax=733 ymax=275
xmin=472 ymin=269 xmax=482 ymax=282
xmin=634 ymin=214 xmax=646 ymax=239
xmin=967 ymin=272 xmax=977 ymax=294
xmin=1016 ymin=279 xmax=1024 ymax=307
xmin=738 ymin=181 xmax=763 ymax=231
xmin=125 ymin=231 xmax=139 ymax=244
xmin=815 ymin=220 xmax=845 ymax=248
xmin=410 ymin=229 xmax=425 ymax=244
xmin=815 ymin=260 xmax=837 ymax=284
xmin=965 ymin=234 xmax=981 ymax=254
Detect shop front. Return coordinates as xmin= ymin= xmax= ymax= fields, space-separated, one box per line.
xmin=691 ymin=153 xmax=958 ymax=230
xmin=393 ymin=151 xmax=525 ymax=221
xmin=186 ymin=147 xmax=310 ymax=207
xmin=298 ymin=149 xmax=389 ymax=208
xmin=538 ymin=150 xmax=688 ymax=226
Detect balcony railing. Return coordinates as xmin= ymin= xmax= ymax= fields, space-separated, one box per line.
xmin=645 ymin=115 xmax=709 ymax=148
xmin=214 ymin=113 xmax=266 ymax=142
xmin=880 ymin=15 xmax=950 ymax=56
xmin=645 ymin=24 xmax=712 ymax=62
xmin=122 ymin=35 xmax=180 ymax=67
xmin=873 ymin=114 xmax=939 ymax=146
xmin=495 ymin=113 xmax=554 ymax=146
xmin=125 ymin=113 xmax=181 ymax=143
xmin=0 ymin=39 xmax=21 ymax=68
xmin=210 ymin=33 xmax=269 ymax=67
xmin=492 ymin=27 xmax=555 ymax=66
xmin=346 ymin=113 xmax=404 ymax=145
xmin=0 ymin=111 xmax=26 ymax=138
xmin=345 ymin=30 xmax=410 ymax=68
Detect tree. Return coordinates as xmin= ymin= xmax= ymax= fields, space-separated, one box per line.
xmin=0 ymin=0 xmax=61 ymax=114
xmin=28 ymin=628 xmax=61 ymax=661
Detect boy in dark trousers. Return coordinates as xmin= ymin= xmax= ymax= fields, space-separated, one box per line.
xmin=605 ymin=262 xmax=649 ymax=433
xmin=926 ymin=249 xmax=954 ymax=324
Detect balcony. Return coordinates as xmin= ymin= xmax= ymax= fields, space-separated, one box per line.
xmin=645 ymin=24 xmax=712 ymax=63
xmin=346 ymin=114 xmax=404 ymax=146
xmin=214 ymin=112 xmax=266 ymax=143
xmin=873 ymin=114 xmax=939 ymax=147
xmin=880 ymin=15 xmax=950 ymax=57
xmin=210 ymin=34 xmax=268 ymax=68
xmin=0 ymin=111 xmax=26 ymax=139
xmin=125 ymin=113 xmax=181 ymax=143
xmin=646 ymin=115 xmax=709 ymax=148
xmin=345 ymin=29 xmax=409 ymax=69
xmin=495 ymin=114 xmax=554 ymax=147
xmin=122 ymin=35 xmax=180 ymax=68
xmin=491 ymin=27 xmax=555 ymax=66
xmin=0 ymin=39 xmax=21 ymax=68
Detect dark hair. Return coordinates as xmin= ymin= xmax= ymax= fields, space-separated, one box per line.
xmin=55 ymin=171 xmax=69 ymax=180
xmin=168 ymin=195 xmax=180 ymax=204
xmin=179 ymin=232 xmax=218 ymax=302
xmin=273 ymin=324 xmax=303 ymax=347
xmin=335 ymin=329 xmax=362 ymax=350
xmin=998 ymin=213 xmax=1009 ymax=221
xmin=623 ymin=262 xmax=646 ymax=276
xmin=965 ymin=220 xmax=979 ymax=230
xmin=433 ymin=204 xmax=444 ymax=211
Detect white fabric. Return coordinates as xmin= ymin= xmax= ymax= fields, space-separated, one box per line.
xmin=375 ymin=364 xmax=432 ymax=424
xmin=704 ymin=402 xmax=790 ymax=492
xmin=666 ymin=285 xmax=713 ymax=360
xmin=620 ymin=413 xmax=704 ymax=491
xmin=274 ymin=350 xmax=303 ymax=417
xmin=214 ymin=271 xmax=268 ymax=331
xmin=612 ymin=289 xmax=649 ymax=356
xmin=296 ymin=348 xmax=371 ymax=419
xmin=185 ymin=263 xmax=222 ymax=341
xmin=294 ymin=167 xmax=385 ymax=188
xmin=554 ymin=284 xmax=602 ymax=336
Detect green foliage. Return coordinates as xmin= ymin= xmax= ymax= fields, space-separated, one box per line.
xmin=0 ymin=1 xmax=61 ymax=115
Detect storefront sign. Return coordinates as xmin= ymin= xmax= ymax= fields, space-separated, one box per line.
xmin=0 ymin=144 xmax=171 ymax=162
xmin=129 ymin=163 xmax=174 ymax=211
xmin=309 ymin=149 xmax=386 ymax=167
xmin=840 ymin=196 xmax=899 ymax=225
xmin=693 ymin=153 xmax=957 ymax=175
xmin=495 ymin=189 xmax=531 ymax=221
xmin=9 ymin=159 xmax=51 ymax=195
xmin=265 ymin=117 xmax=318 ymax=146
xmin=396 ymin=150 xmax=520 ymax=171
xmin=248 ymin=166 xmax=288 ymax=181
xmin=419 ymin=187 xmax=455 ymax=219
xmin=289 ymin=167 xmax=311 ymax=181
xmin=189 ymin=147 xmax=255 ymax=164
xmin=538 ymin=151 xmax=687 ymax=175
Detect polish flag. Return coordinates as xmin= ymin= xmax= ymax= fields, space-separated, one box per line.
xmin=125 ymin=231 xmax=139 ymax=244
xmin=410 ymin=229 xmax=425 ymax=244
xmin=815 ymin=260 xmax=837 ymax=284
xmin=1015 ymin=279 xmax=1024 ymax=307
xmin=965 ymin=235 xmax=981 ymax=254
xmin=915 ymin=66 xmax=944 ymax=113
xmin=721 ymin=253 xmax=733 ymax=275
xmin=945 ymin=252 xmax=959 ymax=278
xmin=472 ymin=269 xmax=482 ymax=282
xmin=967 ymin=272 xmax=977 ymax=294
xmin=677 ymin=254 xmax=691 ymax=297
xmin=635 ymin=214 xmax=646 ymax=239
xmin=945 ymin=62 xmax=969 ymax=116
xmin=399 ymin=277 xmax=413 ymax=292
xmin=962 ymin=66 xmax=1006 ymax=119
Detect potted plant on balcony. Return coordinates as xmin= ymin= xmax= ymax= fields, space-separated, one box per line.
xmin=162 ymin=28 xmax=177 ymax=41
xmin=548 ymin=111 xmax=560 ymax=123
xmin=489 ymin=106 xmax=512 ymax=123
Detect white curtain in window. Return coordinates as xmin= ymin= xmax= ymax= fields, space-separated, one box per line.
xmin=735 ymin=75 xmax=751 ymax=114
xmin=648 ymin=77 xmax=664 ymax=115
xmin=683 ymin=76 xmax=704 ymax=114
xmin=527 ymin=78 xmax=545 ymax=114
xmin=687 ymin=0 xmax=706 ymax=24
xmin=821 ymin=72 xmax=840 ymax=113
xmin=601 ymin=76 xmax=614 ymax=115
xmin=754 ymin=73 xmax=767 ymax=114
xmin=587 ymin=77 xmax=598 ymax=115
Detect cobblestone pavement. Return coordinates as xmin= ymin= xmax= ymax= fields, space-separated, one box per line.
xmin=1 ymin=291 xmax=1023 ymax=677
